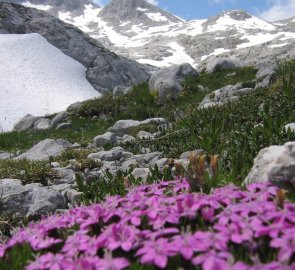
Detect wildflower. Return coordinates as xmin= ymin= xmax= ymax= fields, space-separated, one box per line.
xmin=96 ymin=253 xmax=129 ymax=270
xmin=26 ymin=253 xmax=72 ymax=270
xmin=270 ymin=229 xmax=295 ymax=263
xmin=136 ymin=238 xmax=177 ymax=268
xmin=103 ymin=223 xmax=139 ymax=252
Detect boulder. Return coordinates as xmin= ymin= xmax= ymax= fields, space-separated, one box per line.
xmin=151 ymin=158 xmax=169 ymax=169
xmin=121 ymin=134 xmax=136 ymax=143
xmin=244 ymin=142 xmax=295 ymax=189
xmin=88 ymin=147 xmax=123 ymax=162
xmin=141 ymin=118 xmax=167 ymax=126
xmin=206 ymin=57 xmax=242 ymax=73
xmin=51 ymin=111 xmax=68 ymax=127
xmin=15 ymin=139 xmax=72 ymax=161
xmin=33 ymin=118 xmax=51 ymax=130
xmin=109 ymin=120 xmax=141 ymax=135
xmin=284 ymin=123 xmax=295 ymax=133
xmin=179 ymin=149 xmax=205 ymax=159
xmin=199 ymin=84 xmax=254 ymax=109
xmin=137 ymin=131 xmax=154 ymax=140
xmin=13 ymin=114 xmax=40 ymax=131
xmin=56 ymin=122 xmax=72 ymax=130
xmin=0 ymin=151 xmax=13 ymax=160
xmin=149 ymin=63 xmax=198 ymax=104
xmin=136 ymin=152 xmax=164 ymax=165
xmin=113 ymin=85 xmax=132 ymax=99
xmin=52 ymin=167 xmax=75 ymax=184
xmin=0 ymin=179 xmax=66 ymax=217
xmin=131 ymin=168 xmax=150 ymax=182
xmin=94 ymin=132 xmax=120 ymax=147
xmin=66 ymin=189 xmax=82 ymax=206
xmin=109 ymin=118 xmax=167 ymax=135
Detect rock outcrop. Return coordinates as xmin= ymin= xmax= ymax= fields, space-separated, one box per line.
xmin=149 ymin=64 xmax=198 ymax=104
xmin=0 ymin=2 xmax=150 ymax=93
xmin=244 ymin=142 xmax=295 ymax=189
xmin=15 ymin=138 xmax=72 ymax=161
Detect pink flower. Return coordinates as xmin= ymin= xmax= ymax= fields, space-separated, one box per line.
xmin=96 ymin=254 xmax=129 ymax=270
xmin=270 ymin=229 xmax=295 ymax=263
xmin=26 ymin=253 xmax=72 ymax=270
xmin=103 ymin=223 xmax=139 ymax=252
xmin=136 ymin=238 xmax=177 ymax=268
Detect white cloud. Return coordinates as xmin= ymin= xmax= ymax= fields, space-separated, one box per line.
xmin=145 ymin=0 xmax=159 ymax=5
xmin=258 ymin=0 xmax=295 ymax=21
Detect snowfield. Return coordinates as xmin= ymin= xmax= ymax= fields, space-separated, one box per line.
xmin=0 ymin=33 xmax=101 ymax=132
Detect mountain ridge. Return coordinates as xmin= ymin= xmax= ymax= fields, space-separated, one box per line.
xmin=3 ymin=0 xmax=294 ymax=71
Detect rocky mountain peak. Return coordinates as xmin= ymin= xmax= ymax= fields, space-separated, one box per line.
xmin=2 ymin=0 xmax=100 ymax=17
xmin=223 ymin=10 xmax=252 ymax=21
xmin=99 ymin=0 xmax=182 ymax=27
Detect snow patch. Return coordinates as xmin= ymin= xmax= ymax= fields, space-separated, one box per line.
xmin=237 ymin=33 xmax=281 ymax=49
xmin=201 ymin=48 xmax=231 ymax=61
xmin=136 ymin=7 xmax=148 ymax=12
xmin=0 ymin=33 xmax=100 ymax=132
xmin=138 ymin=42 xmax=195 ymax=67
xmin=269 ymin=43 xmax=290 ymax=48
xmin=145 ymin=12 xmax=169 ymax=22
xmin=22 ymin=1 xmax=51 ymax=10
xmin=207 ymin=14 xmax=275 ymax=32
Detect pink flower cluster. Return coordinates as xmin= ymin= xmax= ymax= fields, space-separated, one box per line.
xmin=1 ymin=180 xmax=295 ymax=270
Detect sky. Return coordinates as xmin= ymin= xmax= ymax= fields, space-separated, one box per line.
xmin=94 ymin=0 xmax=295 ymax=22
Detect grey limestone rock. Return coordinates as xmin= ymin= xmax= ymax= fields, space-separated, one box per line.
xmin=179 ymin=149 xmax=205 ymax=159
xmin=0 ymin=151 xmax=14 ymax=160
xmin=56 ymin=122 xmax=72 ymax=130
xmin=284 ymin=123 xmax=295 ymax=133
xmin=137 ymin=131 xmax=154 ymax=140
xmin=88 ymin=147 xmax=123 ymax=162
xmin=0 ymin=178 xmax=66 ymax=217
xmin=51 ymin=111 xmax=68 ymax=127
xmin=206 ymin=57 xmax=242 ymax=73
xmin=15 ymin=138 xmax=72 ymax=161
xmin=199 ymin=84 xmax=254 ymax=109
xmin=109 ymin=119 xmax=141 ymax=135
xmin=52 ymin=167 xmax=75 ymax=184
xmin=13 ymin=114 xmax=40 ymax=131
xmin=113 ymin=85 xmax=132 ymax=99
xmin=131 ymin=168 xmax=150 ymax=182
xmin=94 ymin=132 xmax=120 ymax=147
xmin=244 ymin=142 xmax=295 ymax=189
xmin=149 ymin=64 xmax=198 ymax=104
xmin=109 ymin=118 xmax=167 ymax=135
xmin=33 ymin=118 xmax=51 ymax=130
xmin=121 ymin=134 xmax=136 ymax=143
xmin=0 ymin=2 xmax=150 ymax=93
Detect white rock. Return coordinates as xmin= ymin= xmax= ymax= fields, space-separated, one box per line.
xmin=15 ymin=139 xmax=72 ymax=161
xmin=33 ymin=118 xmax=51 ymax=130
xmin=131 ymin=168 xmax=150 ymax=182
xmin=94 ymin=132 xmax=120 ymax=147
xmin=284 ymin=123 xmax=295 ymax=133
xmin=244 ymin=142 xmax=295 ymax=187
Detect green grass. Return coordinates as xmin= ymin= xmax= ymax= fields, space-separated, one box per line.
xmin=0 ymin=118 xmax=113 ymax=152
xmin=0 ymin=66 xmax=257 ymax=153
xmin=0 ymin=159 xmax=57 ymax=185
xmin=122 ymin=61 xmax=295 ymax=182
xmin=0 ymin=64 xmax=291 ymax=189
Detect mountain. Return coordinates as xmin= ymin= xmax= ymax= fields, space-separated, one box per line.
xmin=0 ymin=33 xmax=100 ymax=131
xmin=0 ymin=2 xmax=149 ymax=131
xmin=3 ymin=0 xmax=295 ymax=70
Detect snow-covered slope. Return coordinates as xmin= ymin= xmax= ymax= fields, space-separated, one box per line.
xmin=0 ymin=33 xmax=101 ymax=132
